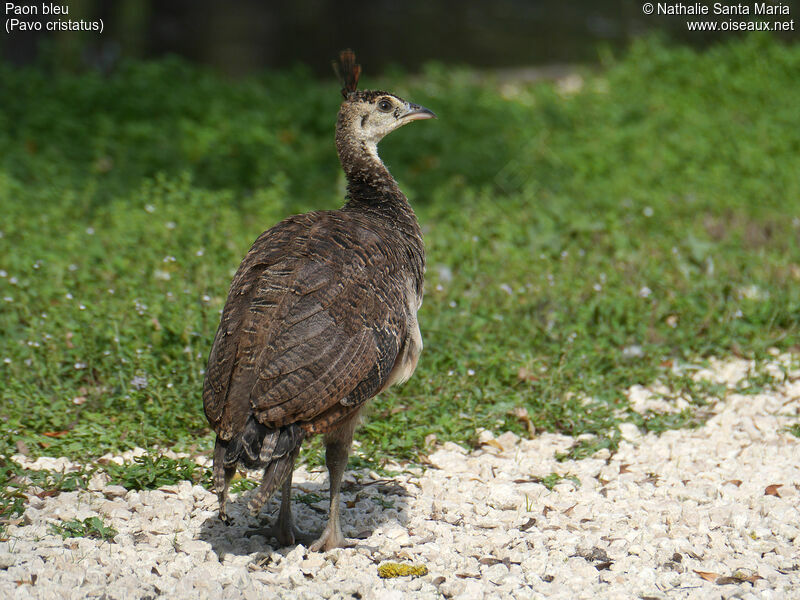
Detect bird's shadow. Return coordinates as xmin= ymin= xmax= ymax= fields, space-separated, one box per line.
xmin=198 ymin=470 xmax=412 ymax=558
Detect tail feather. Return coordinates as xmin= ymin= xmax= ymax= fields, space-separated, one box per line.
xmin=248 ymin=442 xmax=301 ymax=515
xmin=221 ymin=416 xmax=305 ymax=514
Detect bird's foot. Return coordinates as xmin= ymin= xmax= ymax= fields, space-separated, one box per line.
xmin=245 ymin=523 xmax=314 ymax=548
xmin=309 ymin=524 xmax=353 ymax=552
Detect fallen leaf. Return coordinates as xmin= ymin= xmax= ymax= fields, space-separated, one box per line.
xmin=65 ymin=332 xmax=74 ymax=349
xmin=619 ymin=463 xmax=632 ymax=474
xmin=563 ymin=503 xmax=577 ymax=516
xmin=519 ymin=517 xmax=536 ymax=532
xmin=481 ymin=439 xmax=504 ymax=451
xmin=723 ymin=479 xmax=743 ymax=487
xmin=765 ymin=484 xmax=782 ymax=497
xmin=42 ymin=431 xmax=69 ymax=438
xmin=512 ymin=406 xmax=536 ymax=437
xmin=517 ymin=367 xmax=539 ymax=382
xmin=694 ymin=570 xmax=721 ymax=582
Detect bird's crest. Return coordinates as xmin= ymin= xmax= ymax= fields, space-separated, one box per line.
xmin=334 ymin=49 xmax=361 ymax=99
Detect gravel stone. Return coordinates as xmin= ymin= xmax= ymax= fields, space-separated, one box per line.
xmin=2 ymin=357 xmax=799 ymax=599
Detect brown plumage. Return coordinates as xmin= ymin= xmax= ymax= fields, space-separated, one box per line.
xmin=202 ymin=50 xmax=436 ymax=552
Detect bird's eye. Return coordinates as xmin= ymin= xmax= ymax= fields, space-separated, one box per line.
xmin=377 ymin=99 xmax=393 ymax=112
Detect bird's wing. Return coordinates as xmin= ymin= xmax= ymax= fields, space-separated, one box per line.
xmin=203 ymin=212 xmax=408 ymax=439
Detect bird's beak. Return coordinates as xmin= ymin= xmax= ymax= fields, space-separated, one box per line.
xmin=403 ymin=103 xmax=437 ymax=122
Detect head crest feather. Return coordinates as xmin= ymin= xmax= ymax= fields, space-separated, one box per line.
xmin=333 ymin=49 xmax=361 ymax=99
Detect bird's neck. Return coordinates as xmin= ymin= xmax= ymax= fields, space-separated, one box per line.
xmin=336 ymin=128 xmax=412 ymax=216
xmin=336 ymin=125 xmax=426 ymax=291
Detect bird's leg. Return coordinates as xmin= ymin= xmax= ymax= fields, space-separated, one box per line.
xmin=245 ymin=466 xmax=315 ymax=547
xmin=310 ymin=413 xmax=360 ymax=552
xmin=213 ymin=438 xmax=236 ymax=525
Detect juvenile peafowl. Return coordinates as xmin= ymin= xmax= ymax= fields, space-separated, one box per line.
xmin=202 ymin=50 xmax=435 ymax=551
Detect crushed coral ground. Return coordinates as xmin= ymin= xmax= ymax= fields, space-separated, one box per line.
xmin=2 ymin=357 xmax=799 ymax=599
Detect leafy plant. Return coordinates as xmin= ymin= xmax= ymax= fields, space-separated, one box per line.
xmin=49 ymin=516 xmax=117 ymax=541
xmin=103 ymin=456 xmax=211 ymax=490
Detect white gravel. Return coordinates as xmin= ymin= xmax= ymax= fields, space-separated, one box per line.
xmin=1 ymin=356 xmax=799 ymax=599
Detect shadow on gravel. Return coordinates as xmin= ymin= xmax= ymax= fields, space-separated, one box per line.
xmin=198 ymin=473 xmax=412 ymax=558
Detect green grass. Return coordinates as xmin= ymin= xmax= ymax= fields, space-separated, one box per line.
xmin=49 ymin=516 xmax=117 ymax=541
xmin=1 ymin=34 xmax=799 ymax=496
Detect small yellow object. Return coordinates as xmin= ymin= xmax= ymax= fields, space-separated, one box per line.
xmin=377 ymin=562 xmax=428 ymax=579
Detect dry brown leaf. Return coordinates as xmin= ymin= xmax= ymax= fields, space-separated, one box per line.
xmin=42 ymin=431 xmax=69 ymax=438
xmin=723 ymin=479 xmax=743 ymax=487
xmin=481 ymin=439 xmax=504 ymax=451
xmin=65 ymin=332 xmax=74 ymax=349
xmin=765 ymin=484 xmax=782 ymax=497
xmin=619 ymin=463 xmax=632 ymax=474
xmin=511 ymin=406 xmax=536 ymax=437
xmin=563 ymin=503 xmax=577 ymax=516
xmin=517 ymin=367 xmax=539 ymax=382
xmin=694 ymin=570 xmax=721 ymax=582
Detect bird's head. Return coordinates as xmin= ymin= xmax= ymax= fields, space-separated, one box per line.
xmin=334 ymin=50 xmax=435 ymax=149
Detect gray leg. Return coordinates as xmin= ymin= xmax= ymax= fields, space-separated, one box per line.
xmin=245 ymin=450 xmax=313 ymax=547
xmin=310 ymin=412 xmax=361 ymax=552
xmin=213 ymin=438 xmax=235 ymax=525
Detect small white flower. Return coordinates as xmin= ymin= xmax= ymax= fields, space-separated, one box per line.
xmin=0 ymin=270 xmax=6 ymax=277
xmin=165 ymin=221 xmax=177 ymax=230
xmin=734 ymin=309 xmax=743 ymax=318
xmin=130 ymin=375 xmax=148 ymax=390
xmin=163 ymin=256 xmax=176 ymax=263
xmin=68 ymin=264 xmax=78 ymax=272
xmin=643 ymin=206 xmax=654 ymax=217
xmin=74 ymin=362 xmax=87 ymax=369
xmin=3 ymin=296 xmax=12 ymax=302
xmin=144 ymin=204 xmax=155 ymax=213
xmin=79 ymin=304 xmax=86 ymax=310
xmin=447 ymin=370 xmax=454 ymax=376
xmin=196 ymin=249 xmax=205 ymax=257
xmin=202 ymin=294 xmax=211 ymax=302
xmin=500 ymin=283 xmax=513 ymax=295
xmin=561 ymin=250 xmax=569 ymax=259
xmin=622 ymin=345 xmax=644 ymax=358
xmin=467 ymin=369 xmax=475 ymax=376
xmin=435 ymin=284 xmax=443 ymax=292
xmin=593 ymin=283 xmax=602 ymax=292
xmin=86 ymin=227 xmax=95 ymax=235
xmin=448 ymin=301 xmax=456 ymax=308
xmin=639 ymin=286 xmax=652 ymax=298
xmin=66 ymin=293 xmax=74 ymax=300
xmin=3 ymin=358 xmax=11 ymax=364
xmin=9 ymin=276 xmax=18 ymax=285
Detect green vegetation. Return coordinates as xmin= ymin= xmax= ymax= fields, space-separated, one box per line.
xmin=1 ymin=35 xmax=798 ymax=493
xmin=49 ymin=516 xmax=117 ymax=541
xmin=103 ymin=455 xmax=210 ymax=490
